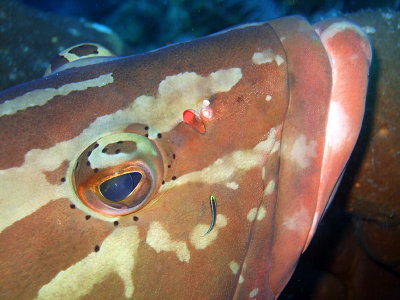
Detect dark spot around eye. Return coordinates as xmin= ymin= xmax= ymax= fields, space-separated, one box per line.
xmin=61 ymin=177 xmax=66 ymax=182
xmin=117 ymin=141 xmax=123 ymax=144
xmin=172 ymin=176 xmax=177 ymax=180
xmin=133 ymin=216 xmax=139 ymax=221
xmin=94 ymin=143 xmax=99 ymax=148
xmin=144 ymin=126 xmax=149 ymax=130
xmin=145 ymin=134 xmax=149 ymax=137
xmin=94 ymin=168 xmax=99 ymax=173
xmin=162 ymin=180 xmax=165 ymax=185
xmin=85 ymin=215 xmax=91 ymax=220
xmin=87 ymin=151 xmax=92 ymax=157
xmin=168 ymin=165 xmax=171 ymax=168
xmin=114 ymin=221 xmax=119 ymax=226
xmin=172 ymin=154 xmax=176 ymax=159
xmin=115 ymin=149 xmax=120 ymax=154
xmin=157 ymin=133 xmax=162 ymax=138
xmin=102 ymin=148 xmax=108 ymax=153
xmin=70 ymin=204 xmax=76 ymax=209
xmin=94 ymin=245 xmax=100 ymax=252
xmin=86 ymin=161 xmax=91 ymax=167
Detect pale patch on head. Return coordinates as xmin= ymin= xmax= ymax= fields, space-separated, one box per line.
xmin=146 ymin=221 xmax=190 ymax=262
xmin=88 ymin=133 xmax=157 ymax=169
xmin=226 ymin=181 xmax=239 ymax=190
xmin=239 ymin=275 xmax=244 ymax=284
xmin=282 ymin=206 xmax=310 ymax=233
xmin=257 ymin=206 xmax=266 ymax=221
xmin=265 ymin=94 xmax=272 ymax=101
xmin=162 ymin=127 xmax=276 ymax=190
xmin=0 ymin=68 xmax=242 ymax=232
xmin=47 ymin=57 xmax=116 ymax=75
xmin=252 ymin=49 xmax=274 ymax=64
xmin=264 ymin=179 xmax=275 ymax=196
xmin=0 ymin=159 xmax=89 ymax=233
xmin=190 ymin=214 xmax=227 ymax=250
xmin=320 ymin=21 xmax=367 ymax=44
xmin=142 ymin=68 xmax=242 ymax=138
xmin=0 ymin=73 xmax=114 ymax=116
xmin=36 ymin=226 xmax=139 ymax=299
xmin=271 ymin=141 xmax=280 ymax=154
xmin=252 ymin=49 xmax=285 ymax=66
xmin=247 ymin=208 xmax=257 ymax=222
xmin=247 ymin=207 xmax=266 ymax=221
xmin=229 ymin=261 xmax=240 ymax=274
xmin=249 ymin=288 xmax=259 ymax=298
xmin=284 ymin=134 xmax=317 ymax=169
xmin=275 ymin=55 xmax=284 ymax=65
xmin=325 ymin=100 xmax=351 ymax=152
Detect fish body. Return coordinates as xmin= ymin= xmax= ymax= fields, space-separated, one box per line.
xmin=0 ymin=16 xmax=371 ymax=299
xmin=203 ymin=195 xmax=217 ymax=236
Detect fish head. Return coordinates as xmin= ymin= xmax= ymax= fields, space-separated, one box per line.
xmin=0 ymin=16 xmax=371 ymax=299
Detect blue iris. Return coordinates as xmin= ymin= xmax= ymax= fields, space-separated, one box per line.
xmin=100 ymin=172 xmax=142 ymax=202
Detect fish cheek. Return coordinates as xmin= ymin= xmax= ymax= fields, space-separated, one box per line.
xmin=0 ymin=198 xmax=112 ymax=299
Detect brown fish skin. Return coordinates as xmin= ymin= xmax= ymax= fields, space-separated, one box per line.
xmin=0 ymin=15 xmax=371 ymax=300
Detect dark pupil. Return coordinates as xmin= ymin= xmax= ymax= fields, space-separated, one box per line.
xmin=100 ymin=172 xmax=142 ymax=202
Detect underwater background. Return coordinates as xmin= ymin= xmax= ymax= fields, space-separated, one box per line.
xmin=0 ymin=1 xmax=399 ymax=299
xmin=0 ymin=0 xmax=398 ymax=90
xmin=15 ymin=0 xmax=400 ymax=52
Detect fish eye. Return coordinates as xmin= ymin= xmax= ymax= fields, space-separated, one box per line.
xmin=100 ymin=172 xmax=143 ymax=202
xmin=72 ymin=133 xmax=164 ymax=216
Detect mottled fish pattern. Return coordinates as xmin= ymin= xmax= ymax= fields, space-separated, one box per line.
xmin=0 ymin=16 xmax=371 ymax=299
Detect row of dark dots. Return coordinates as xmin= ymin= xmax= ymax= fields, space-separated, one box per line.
xmin=87 ymin=143 xmax=99 ymax=158
xmin=72 ymin=143 xmax=95 ymax=172
xmin=63 ymin=147 xmax=176 ymax=183
xmin=70 ymin=129 xmax=170 ymax=252
xmin=144 ymin=126 xmax=163 ymax=139
xmin=69 ymin=203 xmax=140 ymax=252
xmin=161 ymin=153 xmax=177 ymax=184
xmin=61 ymin=170 xmax=98 ymax=182
xmin=144 ymin=124 xmax=177 ymax=184
xmin=93 ymin=217 xmax=139 ymax=252
xmin=70 ymin=138 xmax=140 ymax=252
xmin=161 ymin=175 xmax=178 ymax=185
xmin=69 ymin=204 xmax=140 ymax=222
xmin=101 ymin=147 xmax=122 ymax=154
